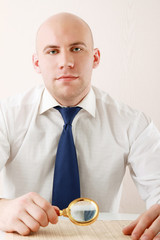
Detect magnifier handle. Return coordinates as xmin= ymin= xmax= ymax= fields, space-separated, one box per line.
xmin=59 ymin=210 xmax=63 ymax=216
xmin=59 ymin=208 xmax=69 ymax=217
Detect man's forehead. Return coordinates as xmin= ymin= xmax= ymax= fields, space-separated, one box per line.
xmin=37 ymin=28 xmax=90 ymax=50
xmin=36 ymin=13 xmax=93 ymax=50
xmin=38 ymin=22 xmax=88 ymax=41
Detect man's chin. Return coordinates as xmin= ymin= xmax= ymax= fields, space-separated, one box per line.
xmin=55 ymin=91 xmax=81 ymax=106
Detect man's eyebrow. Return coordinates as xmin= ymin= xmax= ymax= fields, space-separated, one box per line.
xmin=43 ymin=45 xmax=60 ymax=52
xmin=43 ymin=42 xmax=87 ymax=52
xmin=69 ymin=42 xmax=87 ymax=47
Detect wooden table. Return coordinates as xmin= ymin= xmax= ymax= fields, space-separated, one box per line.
xmin=1 ymin=213 xmax=139 ymax=240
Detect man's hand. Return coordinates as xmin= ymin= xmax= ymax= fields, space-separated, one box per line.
xmin=123 ymin=204 xmax=160 ymax=240
xmin=0 ymin=192 xmax=59 ymax=236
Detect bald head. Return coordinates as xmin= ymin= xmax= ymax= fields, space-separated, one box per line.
xmin=32 ymin=12 xmax=100 ymax=106
xmin=35 ymin=12 xmax=94 ymax=53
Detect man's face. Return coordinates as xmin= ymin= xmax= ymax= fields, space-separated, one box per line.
xmin=33 ymin=15 xmax=100 ymax=106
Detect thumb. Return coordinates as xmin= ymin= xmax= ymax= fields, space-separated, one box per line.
xmin=53 ymin=206 xmax=60 ymax=216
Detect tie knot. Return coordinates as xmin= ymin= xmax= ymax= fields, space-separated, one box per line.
xmin=55 ymin=106 xmax=81 ymax=125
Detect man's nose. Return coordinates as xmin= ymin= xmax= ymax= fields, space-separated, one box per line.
xmin=59 ymin=52 xmax=74 ymax=69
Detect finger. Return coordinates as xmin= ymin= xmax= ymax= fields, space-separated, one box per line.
xmin=30 ymin=193 xmax=58 ymax=224
xmin=20 ymin=210 xmax=40 ymax=233
xmin=13 ymin=220 xmax=31 ymax=236
xmin=154 ymin=232 xmax=160 ymax=240
xmin=26 ymin=202 xmax=49 ymax=227
xmin=53 ymin=206 xmax=60 ymax=216
xmin=140 ymin=216 xmax=160 ymax=240
xmin=131 ymin=206 xmax=160 ymax=240
xmin=46 ymin=206 xmax=59 ymax=224
xmin=122 ymin=219 xmax=139 ymax=235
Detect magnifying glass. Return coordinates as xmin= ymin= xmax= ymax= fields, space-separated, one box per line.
xmin=59 ymin=198 xmax=99 ymax=226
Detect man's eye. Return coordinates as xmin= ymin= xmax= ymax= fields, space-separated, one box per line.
xmin=49 ymin=50 xmax=58 ymax=55
xmin=72 ymin=47 xmax=81 ymax=52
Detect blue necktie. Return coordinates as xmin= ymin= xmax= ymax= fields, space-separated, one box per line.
xmin=52 ymin=106 xmax=81 ymax=209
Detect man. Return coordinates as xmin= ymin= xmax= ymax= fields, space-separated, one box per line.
xmin=0 ymin=12 xmax=160 ymax=239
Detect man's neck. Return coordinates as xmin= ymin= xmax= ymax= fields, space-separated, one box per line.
xmin=48 ymin=87 xmax=91 ymax=107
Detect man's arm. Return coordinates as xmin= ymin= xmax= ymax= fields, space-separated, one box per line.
xmin=0 ymin=192 xmax=59 ymax=235
xmin=123 ymin=204 xmax=160 ymax=240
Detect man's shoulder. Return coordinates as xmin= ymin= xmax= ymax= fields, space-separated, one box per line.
xmin=93 ymin=86 xmax=132 ymax=111
xmin=0 ymin=85 xmax=45 ymax=122
xmin=0 ymin=85 xmax=45 ymax=109
xmin=92 ymin=85 xmax=150 ymax=120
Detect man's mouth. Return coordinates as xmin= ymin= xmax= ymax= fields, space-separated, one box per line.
xmin=57 ymin=75 xmax=78 ymax=82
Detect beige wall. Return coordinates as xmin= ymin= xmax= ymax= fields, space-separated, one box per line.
xmin=1 ymin=0 xmax=160 ymax=213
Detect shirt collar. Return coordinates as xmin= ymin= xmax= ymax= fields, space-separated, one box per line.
xmin=39 ymin=87 xmax=96 ymax=117
xmin=39 ymin=88 xmax=60 ymax=114
xmin=77 ymin=88 xmax=96 ymax=117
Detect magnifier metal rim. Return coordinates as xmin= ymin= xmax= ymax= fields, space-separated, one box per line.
xmin=68 ymin=197 xmax=99 ymax=226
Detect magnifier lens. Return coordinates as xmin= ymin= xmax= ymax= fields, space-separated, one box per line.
xmin=59 ymin=198 xmax=99 ymax=226
xmin=70 ymin=200 xmax=97 ymax=222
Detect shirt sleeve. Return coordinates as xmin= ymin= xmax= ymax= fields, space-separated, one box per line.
xmin=127 ymin=112 xmax=160 ymax=209
xmin=0 ymin=103 xmax=10 ymax=171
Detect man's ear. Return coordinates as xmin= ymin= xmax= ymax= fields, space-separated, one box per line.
xmin=93 ymin=48 xmax=100 ymax=69
xmin=32 ymin=53 xmax=41 ymax=73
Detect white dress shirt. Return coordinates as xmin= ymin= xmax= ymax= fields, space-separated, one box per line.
xmin=0 ymin=85 xmax=160 ymax=212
